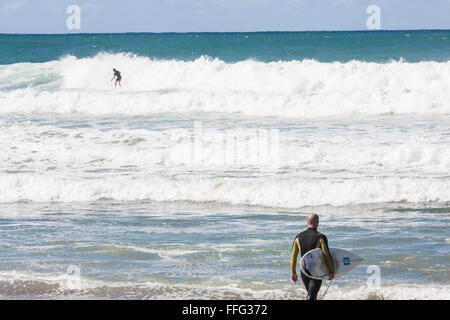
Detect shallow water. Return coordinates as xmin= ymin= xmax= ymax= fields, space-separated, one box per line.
xmin=0 ymin=201 xmax=448 ymax=299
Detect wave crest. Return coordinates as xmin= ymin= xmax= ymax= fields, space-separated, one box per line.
xmin=1 ymin=53 xmax=450 ymax=118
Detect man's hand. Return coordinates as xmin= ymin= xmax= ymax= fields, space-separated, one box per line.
xmin=328 ymin=273 xmax=334 ymax=281
xmin=291 ymin=273 xmax=298 ymax=283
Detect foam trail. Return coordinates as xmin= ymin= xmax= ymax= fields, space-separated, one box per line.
xmin=1 ymin=53 xmax=450 ymax=118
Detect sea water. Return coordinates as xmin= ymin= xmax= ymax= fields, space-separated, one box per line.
xmin=0 ymin=31 xmax=449 ymax=299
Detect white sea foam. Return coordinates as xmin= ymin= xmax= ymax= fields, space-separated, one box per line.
xmin=2 ymin=121 xmax=448 ymax=171
xmin=1 ymin=53 xmax=450 ymax=118
xmin=0 ymin=119 xmax=449 ymax=206
xmin=0 ymin=173 xmax=449 ymax=206
xmin=0 ymin=270 xmax=448 ymax=299
xmin=0 ymin=54 xmax=449 ymax=206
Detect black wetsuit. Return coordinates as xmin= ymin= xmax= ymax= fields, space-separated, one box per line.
xmin=114 ymin=70 xmax=122 ymax=81
xmin=291 ymin=227 xmax=333 ymax=300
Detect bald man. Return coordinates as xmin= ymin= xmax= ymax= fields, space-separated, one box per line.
xmin=290 ymin=213 xmax=334 ymax=300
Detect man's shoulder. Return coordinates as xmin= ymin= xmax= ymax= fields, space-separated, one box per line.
xmin=317 ymin=232 xmax=328 ymax=242
xmin=297 ymin=228 xmax=314 ymax=239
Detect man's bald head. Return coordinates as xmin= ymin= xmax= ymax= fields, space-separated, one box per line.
xmin=307 ymin=213 xmax=319 ymax=229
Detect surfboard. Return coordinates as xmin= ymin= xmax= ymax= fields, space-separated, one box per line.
xmin=300 ymin=248 xmax=364 ymax=280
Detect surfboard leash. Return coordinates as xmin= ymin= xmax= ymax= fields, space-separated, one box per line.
xmin=320 ymin=280 xmax=332 ymax=300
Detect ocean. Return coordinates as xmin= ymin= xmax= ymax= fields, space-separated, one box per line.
xmin=0 ymin=30 xmax=449 ymax=299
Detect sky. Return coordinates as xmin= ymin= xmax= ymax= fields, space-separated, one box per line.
xmin=0 ymin=0 xmax=450 ymax=33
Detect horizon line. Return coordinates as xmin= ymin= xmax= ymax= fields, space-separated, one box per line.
xmin=1 ymin=28 xmax=450 ymax=36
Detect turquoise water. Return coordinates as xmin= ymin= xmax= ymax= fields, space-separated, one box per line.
xmin=2 ymin=30 xmax=450 ymax=64
xmin=0 ymin=31 xmax=449 ymax=299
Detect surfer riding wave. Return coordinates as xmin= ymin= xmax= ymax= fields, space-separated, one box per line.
xmin=111 ymin=68 xmax=122 ymax=88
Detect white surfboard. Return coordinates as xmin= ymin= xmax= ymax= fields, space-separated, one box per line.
xmin=300 ymin=248 xmax=364 ymax=280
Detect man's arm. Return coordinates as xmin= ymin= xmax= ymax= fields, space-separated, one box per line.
xmin=317 ymin=236 xmax=334 ymax=279
xmin=290 ymin=237 xmax=301 ymax=282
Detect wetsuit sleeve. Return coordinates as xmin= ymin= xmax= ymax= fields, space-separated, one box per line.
xmin=317 ymin=236 xmax=334 ymax=274
xmin=290 ymin=237 xmax=301 ymax=275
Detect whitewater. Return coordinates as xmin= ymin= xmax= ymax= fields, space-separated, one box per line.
xmin=0 ymin=53 xmax=449 ymax=207
xmin=0 ymin=32 xmax=449 ymax=300
xmin=1 ymin=53 xmax=450 ymax=117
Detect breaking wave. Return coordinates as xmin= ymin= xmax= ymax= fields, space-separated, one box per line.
xmin=1 ymin=53 xmax=450 ymax=118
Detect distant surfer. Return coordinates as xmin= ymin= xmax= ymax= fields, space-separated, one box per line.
xmin=111 ymin=68 xmax=122 ymax=88
xmin=290 ymin=213 xmax=334 ymax=300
